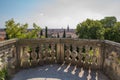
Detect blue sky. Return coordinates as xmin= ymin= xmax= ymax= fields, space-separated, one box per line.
xmin=0 ymin=0 xmax=120 ymax=29
xmin=0 ymin=0 xmax=52 ymax=28
xmin=0 ymin=0 xmax=43 ymax=15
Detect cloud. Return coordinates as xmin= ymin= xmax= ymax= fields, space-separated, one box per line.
xmin=40 ymin=13 xmax=44 ymax=16
xmin=4 ymin=0 xmax=119 ymax=29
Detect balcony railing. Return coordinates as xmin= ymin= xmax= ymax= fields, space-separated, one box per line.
xmin=0 ymin=38 xmax=120 ymax=80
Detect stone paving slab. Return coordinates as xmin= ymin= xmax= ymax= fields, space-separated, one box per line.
xmin=12 ymin=64 xmax=109 ymax=80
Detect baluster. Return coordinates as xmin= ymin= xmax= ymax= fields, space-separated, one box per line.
xmin=31 ymin=46 xmax=37 ymax=67
xmin=88 ymin=46 xmax=93 ymax=65
xmin=4 ymin=51 xmax=8 ymax=66
xmin=78 ymin=46 xmax=83 ymax=66
xmin=50 ymin=44 xmax=56 ymax=63
xmin=0 ymin=51 xmax=8 ymax=70
xmin=84 ymin=45 xmax=91 ymax=69
xmin=21 ymin=46 xmax=30 ymax=68
xmin=38 ymin=44 xmax=44 ymax=65
xmin=7 ymin=46 xmax=17 ymax=75
xmin=42 ymin=44 xmax=46 ymax=61
xmin=71 ymin=45 xmax=77 ymax=65
xmin=117 ymin=56 xmax=120 ymax=74
xmin=31 ymin=46 xmax=37 ymax=60
xmin=92 ymin=46 xmax=98 ymax=69
xmin=11 ymin=46 xmax=16 ymax=58
xmin=43 ymin=44 xmax=50 ymax=63
xmin=65 ymin=44 xmax=71 ymax=64
xmin=92 ymin=47 xmax=97 ymax=64
xmin=12 ymin=46 xmax=17 ymax=67
xmin=97 ymin=47 xmax=101 ymax=69
xmin=0 ymin=52 xmax=4 ymax=69
xmin=85 ymin=45 xmax=90 ymax=62
xmin=104 ymin=47 xmax=110 ymax=68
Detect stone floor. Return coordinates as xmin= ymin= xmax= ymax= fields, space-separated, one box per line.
xmin=12 ymin=63 xmax=109 ymax=80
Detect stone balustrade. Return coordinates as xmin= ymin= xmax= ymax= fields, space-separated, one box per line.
xmin=0 ymin=38 xmax=120 ymax=80
xmin=103 ymin=40 xmax=120 ymax=80
xmin=0 ymin=39 xmax=18 ymax=76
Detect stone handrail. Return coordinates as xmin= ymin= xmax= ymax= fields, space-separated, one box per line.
xmin=0 ymin=39 xmax=17 ymax=47
xmin=0 ymin=38 xmax=120 ymax=80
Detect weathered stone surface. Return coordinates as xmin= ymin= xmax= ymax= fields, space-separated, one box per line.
xmin=12 ymin=64 xmax=109 ymax=80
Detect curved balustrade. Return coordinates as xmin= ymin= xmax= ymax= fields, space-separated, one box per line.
xmin=103 ymin=40 xmax=120 ymax=80
xmin=0 ymin=39 xmax=18 ymax=76
xmin=0 ymin=38 xmax=120 ymax=80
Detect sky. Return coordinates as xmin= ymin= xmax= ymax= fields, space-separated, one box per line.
xmin=0 ymin=0 xmax=120 ymax=29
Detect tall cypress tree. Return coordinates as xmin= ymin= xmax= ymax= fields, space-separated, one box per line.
xmin=57 ymin=33 xmax=59 ymax=38
xmin=45 ymin=26 xmax=48 ymax=38
xmin=63 ymin=29 xmax=66 ymax=38
xmin=40 ymin=29 xmax=43 ymax=36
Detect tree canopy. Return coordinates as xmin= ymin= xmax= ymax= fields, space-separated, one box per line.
xmin=5 ymin=19 xmax=41 ymax=39
xmin=100 ymin=16 xmax=117 ymax=28
xmin=76 ymin=16 xmax=120 ymax=42
xmin=76 ymin=19 xmax=104 ymax=39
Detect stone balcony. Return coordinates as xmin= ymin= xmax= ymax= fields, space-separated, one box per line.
xmin=0 ymin=38 xmax=120 ymax=80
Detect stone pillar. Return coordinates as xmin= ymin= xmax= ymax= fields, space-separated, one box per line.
xmin=97 ymin=45 xmax=103 ymax=69
xmin=38 ymin=44 xmax=44 ymax=65
xmin=51 ymin=44 xmax=56 ymax=63
xmin=60 ymin=43 xmax=64 ymax=63
xmin=31 ymin=46 xmax=37 ymax=67
xmin=56 ymin=43 xmax=61 ymax=63
xmin=16 ymin=45 xmax=22 ymax=69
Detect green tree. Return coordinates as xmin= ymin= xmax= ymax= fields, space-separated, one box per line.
xmin=100 ymin=16 xmax=117 ymax=28
xmin=40 ymin=29 xmax=43 ymax=36
xmin=76 ymin=16 xmax=120 ymax=42
xmin=40 ymin=29 xmax=45 ymax=38
xmin=5 ymin=19 xmax=41 ymax=39
xmin=101 ymin=16 xmax=120 ymax=42
xmin=104 ymin=28 xmax=112 ymax=40
xmin=76 ymin=19 xmax=104 ymax=39
xmin=45 ymin=26 xmax=48 ymax=38
xmin=63 ymin=29 xmax=66 ymax=38
xmin=4 ymin=28 xmax=9 ymax=40
xmin=113 ymin=22 xmax=120 ymax=42
xmin=25 ymin=23 xmax=41 ymax=39
xmin=105 ymin=22 xmax=120 ymax=42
